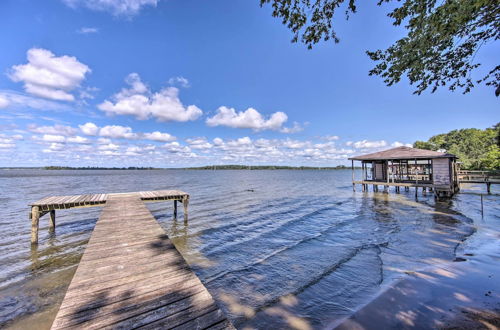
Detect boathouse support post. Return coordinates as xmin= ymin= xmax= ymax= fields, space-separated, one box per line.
xmin=173 ymin=200 xmax=177 ymax=219
xmin=351 ymin=160 xmax=355 ymax=191
xmin=31 ymin=206 xmax=40 ymax=244
xmin=415 ymin=158 xmax=418 ymax=198
xmin=49 ymin=210 xmax=56 ymax=230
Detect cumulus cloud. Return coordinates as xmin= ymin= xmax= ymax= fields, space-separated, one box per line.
xmin=28 ymin=124 xmax=78 ymax=136
xmin=163 ymin=141 xmax=191 ymax=154
xmin=67 ymin=136 xmax=90 ymax=144
xmin=0 ymin=134 xmax=22 ymax=149
xmin=98 ymin=143 xmax=120 ymax=151
xmin=79 ymin=122 xmax=176 ymax=142
xmin=186 ymin=137 xmax=212 ymax=150
xmin=280 ymin=122 xmax=304 ymax=133
xmin=42 ymin=143 xmax=65 ymax=153
xmin=348 ymin=140 xmax=387 ymax=149
xmin=324 ymin=135 xmax=340 ymax=141
xmin=391 ymin=141 xmax=413 ymax=148
xmin=62 ymin=0 xmax=159 ymax=16
xmin=206 ymin=106 xmax=290 ymax=132
xmin=41 ymin=134 xmax=66 ymax=143
xmin=9 ymin=48 xmax=91 ymax=101
xmin=77 ymin=27 xmax=99 ymax=34
xmin=143 ymin=131 xmax=176 ymax=142
xmin=0 ymin=90 xmax=70 ymax=111
xmin=98 ymin=73 xmax=202 ymax=122
xmin=0 ymin=94 xmax=9 ymax=108
xmin=79 ymin=122 xmax=99 ymax=136
xmin=168 ymin=76 xmax=190 ymax=88
xmin=99 ymin=125 xmax=137 ymax=139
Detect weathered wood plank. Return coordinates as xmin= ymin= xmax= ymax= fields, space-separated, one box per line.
xmin=50 ymin=193 xmax=231 ymax=330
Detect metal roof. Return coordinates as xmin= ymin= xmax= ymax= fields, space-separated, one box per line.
xmin=348 ymin=146 xmax=456 ymax=161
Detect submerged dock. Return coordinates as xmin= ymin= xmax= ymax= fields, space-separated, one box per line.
xmin=30 ymin=190 xmax=233 ymax=329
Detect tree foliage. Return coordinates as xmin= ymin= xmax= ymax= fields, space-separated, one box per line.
xmin=413 ymin=123 xmax=500 ymax=169
xmin=260 ymin=0 xmax=500 ymax=95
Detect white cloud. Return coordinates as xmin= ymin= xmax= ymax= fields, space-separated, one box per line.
xmin=143 ymin=131 xmax=176 ymax=142
xmin=0 ymin=90 xmax=70 ymax=111
xmin=41 ymin=134 xmax=66 ymax=143
xmin=79 ymin=122 xmax=99 ymax=136
xmin=28 ymin=124 xmax=77 ymax=136
xmin=0 ymin=134 xmax=23 ymax=149
xmin=279 ymin=122 xmax=304 ymax=133
xmin=98 ymin=143 xmax=120 ymax=151
xmin=97 ymin=137 xmax=111 ymax=144
xmin=98 ymin=73 xmax=202 ymax=122
xmin=9 ymin=48 xmax=91 ymax=101
xmin=391 ymin=141 xmax=413 ymax=148
xmin=206 ymin=106 xmax=288 ymax=132
xmin=99 ymin=125 xmax=137 ymax=139
xmin=62 ymin=0 xmax=159 ymax=16
xmin=67 ymin=136 xmax=90 ymax=144
xmin=77 ymin=27 xmax=99 ymax=34
xmin=349 ymin=140 xmax=387 ymax=149
xmin=43 ymin=142 xmax=65 ymax=153
xmin=163 ymin=141 xmax=191 ymax=154
xmin=0 ymin=95 xmax=9 ymax=108
xmin=168 ymin=76 xmax=190 ymax=88
xmin=324 ymin=135 xmax=340 ymax=141
xmin=186 ymin=137 xmax=212 ymax=150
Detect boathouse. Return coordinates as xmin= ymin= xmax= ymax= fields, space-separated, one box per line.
xmin=349 ymin=146 xmax=460 ymax=197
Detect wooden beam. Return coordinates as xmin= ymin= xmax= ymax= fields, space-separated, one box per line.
xmin=49 ymin=210 xmax=56 ymax=230
xmin=351 ymin=160 xmax=355 ymax=191
xmin=183 ymin=196 xmax=189 ymax=221
xmin=31 ymin=206 xmax=40 ymax=244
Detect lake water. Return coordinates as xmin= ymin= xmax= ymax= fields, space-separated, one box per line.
xmin=0 ymin=169 xmax=498 ymax=329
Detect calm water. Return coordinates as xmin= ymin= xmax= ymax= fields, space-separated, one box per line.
xmin=0 ymin=169 xmax=498 ymax=329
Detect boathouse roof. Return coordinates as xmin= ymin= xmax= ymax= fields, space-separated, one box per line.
xmin=348 ymin=146 xmax=456 ymax=161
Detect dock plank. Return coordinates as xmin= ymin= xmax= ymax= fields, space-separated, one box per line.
xmin=50 ymin=193 xmax=232 ymax=330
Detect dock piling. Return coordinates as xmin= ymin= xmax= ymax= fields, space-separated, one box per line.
xmin=183 ymin=196 xmax=189 ymax=220
xmin=49 ymin=210 xmax=56 ymax=230
xmin=31 ymin=206 xmax=39 ymax=244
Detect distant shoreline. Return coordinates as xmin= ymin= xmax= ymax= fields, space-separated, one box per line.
xmin=0 ymin=165 xmax=361 ymax=170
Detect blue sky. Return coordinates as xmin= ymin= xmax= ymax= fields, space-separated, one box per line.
xmin=0 ymin=0 xmax=498 ymax=167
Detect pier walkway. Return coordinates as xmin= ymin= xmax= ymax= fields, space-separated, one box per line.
xmin=30 ymin=191 xmax=233 ymax=329
xmin=30 ymin=190 xmax=189 ymax=244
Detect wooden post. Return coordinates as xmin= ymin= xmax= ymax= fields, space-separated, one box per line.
xmin=31 ymin=206 xmax=40 ymax=244
xmin=351 ymin=160 xmax=355 ymax=191
xmin=49 ymin=210 xmax=56 ymax=230
xmin=173 ymin=200 xmax=177 ymax=219
xmin=480 ymin=194 xmax=484 ymax=217
xmin=386 ymin=161 xmax=390 ymax=184
xmin=415 ymin=158 xmax=418 ymax=197
xmin=183 ymin=196 xmax=189 ymax=220
xmin=487 ymin=183 xmax=491 ymax=194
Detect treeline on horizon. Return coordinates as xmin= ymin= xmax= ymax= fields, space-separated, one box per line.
xmin=43 ymin=166 xmax=159 ymax=170
xmin=413 ymin=122 xmax=499 ymax=170
xmin=183 ymin=165 xmax=354 ymax=170
xmin=37 ymin=165 xmax=357 ymax=170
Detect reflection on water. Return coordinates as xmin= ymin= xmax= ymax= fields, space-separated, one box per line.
xmin=0 ymin=169 xmax=497 ymax=329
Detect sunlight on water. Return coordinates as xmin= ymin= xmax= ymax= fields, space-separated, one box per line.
xmin=0 ymin=169 xmax=497 ymax=329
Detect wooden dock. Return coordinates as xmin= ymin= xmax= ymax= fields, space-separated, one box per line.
xmin=30 ymin=191 xmax=233 ymax=329
xmin=30 ymin=190 xmax=189 ymax=244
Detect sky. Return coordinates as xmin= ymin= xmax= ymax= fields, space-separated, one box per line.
xmin=0 ymin=0 xmax=498 ymax=167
